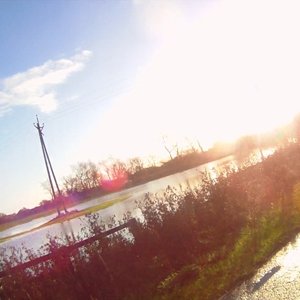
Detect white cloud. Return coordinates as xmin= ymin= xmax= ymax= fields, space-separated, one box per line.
xmin=0 ymin=50 xmax=92 ymax=114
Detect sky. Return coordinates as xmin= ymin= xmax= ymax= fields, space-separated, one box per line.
xmin=1 ymin=0 xmax=300 ymax=214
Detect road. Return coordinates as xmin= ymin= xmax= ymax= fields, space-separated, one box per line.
xmin=223 ymin=233 xmax=300 ymax=299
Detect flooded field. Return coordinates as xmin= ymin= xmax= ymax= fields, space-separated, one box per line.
xmin=0 ymin=156 xmax=235 ymax=252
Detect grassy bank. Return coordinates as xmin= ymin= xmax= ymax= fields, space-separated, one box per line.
xmin=158 ymin=204 xmax=300 ymax=300
xmin=44 ymin=194 xmax=130 ymax=226
xmin=0 ymin=194 xmax=130 ymax=243
xmin=1 ymin=144 xmax=300 ymax=300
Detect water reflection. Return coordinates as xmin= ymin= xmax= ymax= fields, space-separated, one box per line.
xmin=0 ymin=151 xmax=272 ymax=252
xmin=60 ymin=221 xmax=76 ymax=244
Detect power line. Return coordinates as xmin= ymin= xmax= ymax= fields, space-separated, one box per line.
xmin=34 ymin=115 xmax=67 ymax=216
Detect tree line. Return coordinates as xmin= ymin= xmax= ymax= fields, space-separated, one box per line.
xmin=1 ymin=139 xmax=300 ymax=299
xmin=1 ymin=114 xmax=300 ymax=225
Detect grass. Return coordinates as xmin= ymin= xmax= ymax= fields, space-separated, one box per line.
xmin=2 ymin=145 xmax=300 ymax=300
xmin=0 ymin=208 xmax=59 ymax=232
xmin=0 ymin=190 xmax=131 ymax=233
xmin=44 ymin=194 xmax=130 ymax=226
xmin=0 ymin=194 xmax=130 ymax=244
xmin=156 ymin=225 xmax=300 ymax=300
xmin=153 ymin=186 xmax=300 ymax=300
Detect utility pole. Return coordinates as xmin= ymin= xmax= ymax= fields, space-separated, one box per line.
xmin=34 ymin=116 xmax=68 ymax=216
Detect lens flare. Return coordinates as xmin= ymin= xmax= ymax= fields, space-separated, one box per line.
xmin=100 ymin=172 xmax=128 ymax=192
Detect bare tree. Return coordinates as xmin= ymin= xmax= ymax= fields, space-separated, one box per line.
xmin=63 ymin=161 xmax=100 ymax=193
xmin=99 ymin=160 xmax=112 ymax=180
xmin=99 ymin=158 xmax=127 ymax=180
xmin=127 ymin=157 xmax=144 ymax=174
xmin=147 ymin=155 xmax=158 ymax=167
xmin=197 ymin=140 xmax=204 ymax=153
xmin=63 ymin=175 xmax=78 ymax=194
xmin=174 ymin=142 xmax=182 ymax=157
xmin=110 ymin=159 xmax=127 ymax=179
xmin=162 ymin=135 xmax=173 ymax=159
xmin=185 ymin=137 xmax=198 ymax=153
xmin=162 ymin=135 xmax=181 ymax=160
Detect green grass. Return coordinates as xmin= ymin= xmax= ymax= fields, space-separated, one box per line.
xmin=3 ymin=146 xmax=300 ymax=300
xmin=0 ymin=194 xmax=130 ymax=243
xmin=44 ymin=194 xmax=130 ymax=226
xmin=153 ymin=187 xmax=300 ymax=300
xmin=0 ymin=191 xmax=132 ymax=233
xmin=156 ymin=224 xmax=293 ymax=300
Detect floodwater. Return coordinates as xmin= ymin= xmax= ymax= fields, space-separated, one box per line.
xmin=0 ymin=149 xmax=273 ymax=253
xmin=0 ymin=156 xmax=235 ymax=252
xmin=222 ymin=233 xmax=300 ymax=299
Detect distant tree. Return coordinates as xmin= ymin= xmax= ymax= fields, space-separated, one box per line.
xmin=197 ymin=140 xmax=205 ymax=153
xmin=63 ymin=175 xmax=78 ymax=194
xmin=75 ymin=162 xmax=99 ymax=190
xmin=174 ymin=142 xmax=181 ymax=157
xmin=99 ymin=159 xmax=113 ymax=180
xmin=17 ymin=207 xmax=29 ymax=216
xmin=127 ymin=157 xmax=144 ymax=175
xmin=39 ymin=199 xmax=51 ymax=207
xmin=162 ymin=135 xmax=174 ymax=160
xmin=185 ymin=137 xmax=197 ymax=153
xmin=85 ymin=161 xmax=100 ymax=188
xmin=147 ymin=155 xmax=159 ymax=167
xmin=63 ymin=161 xmax=100 ymax=194
xmin=185 ymin=137 xmax=204 ymax=153
xmin=99 ymin=158 xmax=127 ymax=180
xmin=110 ymin=159 xmax=128 ymax=179
xmin=74 ymin=162 xmax=89 ymax=190
xmin=162 ymin=135 xmax=183 ymax=159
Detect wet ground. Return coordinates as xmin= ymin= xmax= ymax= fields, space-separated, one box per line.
xmin=223 ymin=233 xmax=300 ymax=299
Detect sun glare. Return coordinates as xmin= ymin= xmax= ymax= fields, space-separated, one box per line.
xmin=76 ymin=0 xmax=300 ymax=163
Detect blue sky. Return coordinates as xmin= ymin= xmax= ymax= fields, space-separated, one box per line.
xmin=1 ymin=0 xmax=300 ymax=214
xmin=0 ymin=0 xmax=152 ymax=213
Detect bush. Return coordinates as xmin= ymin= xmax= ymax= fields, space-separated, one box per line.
xmin=1 ymin=143 xmax=300 ymax=299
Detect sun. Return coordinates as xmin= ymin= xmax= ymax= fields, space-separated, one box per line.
xmin=79 ymin=0 xmax=300 ymax=162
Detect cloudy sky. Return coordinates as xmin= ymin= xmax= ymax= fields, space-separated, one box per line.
xmin=1 ymin=0 xmax=300 ymax=214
